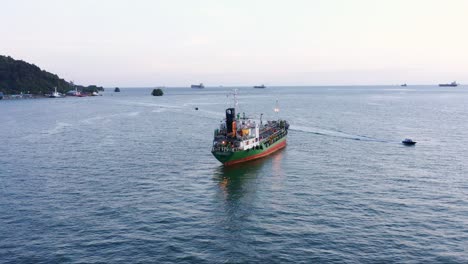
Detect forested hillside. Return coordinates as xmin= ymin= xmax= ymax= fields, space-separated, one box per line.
xmin=0 ymin=55 xmax=103 ymax=94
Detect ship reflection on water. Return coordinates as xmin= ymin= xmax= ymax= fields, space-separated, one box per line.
xmin=213 ymin=150 xmax=285 ymax=202
xmin=212 ymin=150 xmax=285 ymax=232
xmin=215 ymin=159 xmax=266 ymax=201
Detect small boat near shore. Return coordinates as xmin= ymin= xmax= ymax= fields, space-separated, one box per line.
xmin=49 ymin=87 xmax=62 ymax=98
xmin=402 ymin=138 xmax=416 ymax=145
xmin=66 ymin=86 xmax=84 ymax=97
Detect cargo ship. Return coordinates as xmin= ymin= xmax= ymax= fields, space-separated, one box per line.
xmin=439 ymin=81 xmax=458 ymax=87
xmin=253 ymin=84 xmax=266 ymax=88
xmin=211 ymin=96 xmax=289 ymax=166
xmin=191 ymin=83 xmax=205 ymax=89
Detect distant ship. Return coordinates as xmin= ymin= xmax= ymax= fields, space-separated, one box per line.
xmin=439 ymin=81 xmax=458 ymax=87
xmin=114 ymin=87 xmax=120 ymax=92
xmin=253 ymin=84 xmax=266 ymax=89
xmin=401 ymin=83 xmax=407 ymax=87
xmin=191 ymin=83 xmax=205 ymax=89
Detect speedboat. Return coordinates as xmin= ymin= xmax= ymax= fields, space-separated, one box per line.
xmin=402 ymin=138 xmax=416 ymax=145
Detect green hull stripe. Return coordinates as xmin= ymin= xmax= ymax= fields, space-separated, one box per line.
xmin=212 ymin=137 xmax=286 ymax=164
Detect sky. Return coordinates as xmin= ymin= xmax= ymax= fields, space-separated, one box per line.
xmin=1 ymin=0 xmax=468 ymax=87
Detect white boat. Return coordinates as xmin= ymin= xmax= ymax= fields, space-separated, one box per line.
xmin=49 ymin=87 xmax=62 ymax=98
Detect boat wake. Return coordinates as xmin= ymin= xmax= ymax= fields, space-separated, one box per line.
xmin=117 ymin=99 xmax=224 ymax=120
xmin=290 ymin=125 xmax=390 ymax=143
xmin=44 ymin=122 xmax=73 ymax=136
xmin=81 ymin=111 xmax=141 ymax=124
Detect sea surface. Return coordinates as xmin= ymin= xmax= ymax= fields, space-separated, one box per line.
xmin=1 ymin=86 xmax=467 ymax=263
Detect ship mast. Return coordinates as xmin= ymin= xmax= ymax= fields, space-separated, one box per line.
xmin=274 ymin=99 xmax=280 ymax=120
xmin=233 ymin=88 xmax=239 ymax=113
xmin=225 ymin=88 xmax=240 ymax=112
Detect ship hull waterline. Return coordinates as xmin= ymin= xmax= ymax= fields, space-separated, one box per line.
xmin=212 ymin=137 xmax=286 ymax=166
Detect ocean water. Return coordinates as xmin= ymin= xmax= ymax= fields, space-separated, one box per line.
xmin=0 ymin=86 xmax=467 ymax=263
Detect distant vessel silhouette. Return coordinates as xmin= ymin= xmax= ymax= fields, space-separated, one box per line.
xmin=401 ymin=83 xmax=407 ymax=87
xmin=439 ymin=81 xmax=458 ymax=87
xmin=402 ymin=138 xmax=416 ymax=146
xmin=191 ymin=83 xmax=205 ymax=89
xmin=253 ymin=84 xmax=266 ymax=89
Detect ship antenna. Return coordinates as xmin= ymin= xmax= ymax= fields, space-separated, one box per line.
xmin=226 ymin=93 xmax=230 ymax=109
xmin=232 ymin=89 xmax=240 ymax=113
xmin=233 ymin=88 xmax=239 ymax=112
xmin=274 ymin=99 xmax=280 ymax=119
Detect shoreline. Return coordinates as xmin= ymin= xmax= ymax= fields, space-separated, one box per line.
xmin=0 ymin=94 xmax=102 ymax=100
xmin=1 ymin=94 xmax=44 ymax=100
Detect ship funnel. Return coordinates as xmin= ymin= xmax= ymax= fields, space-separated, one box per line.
xmin=226 ymin=108 xmax=235 ymax=133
